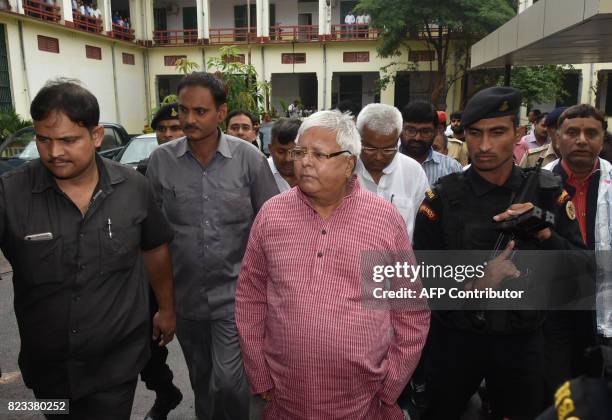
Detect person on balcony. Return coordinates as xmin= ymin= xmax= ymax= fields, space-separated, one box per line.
xmin=77 ymin=1 xmax=85 ymax=16
xmin=71 ymin=0 xmax=76 ymax=10
xmin=356 ymin=13 xmax=365 ymax=38
xmin=92 ymin=3 xmax=101 ymax=20
xmin=344 ymin=11 xmax=355 ymax=38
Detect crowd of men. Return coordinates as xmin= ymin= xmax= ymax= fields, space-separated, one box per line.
xmin=1 ymin=73 xmax=612 ymax=420
xmin=71 ymin=0 xmax=101 ymax=20
xmin=343 ymin=10 xmax=372 ymax=37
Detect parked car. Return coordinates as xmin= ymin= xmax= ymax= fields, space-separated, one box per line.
xmin=0 ymin=123 xmax=132 ymax=175
xmin=113 ymin=133 xmax=159 ymax=170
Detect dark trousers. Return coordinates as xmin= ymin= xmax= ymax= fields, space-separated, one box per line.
xmin=543 ymin=310 xmax=597 ymax=397
xmin=140 ymin=287 xmax=175 ymax=394
xmin=423 ymin=317 xmax=545 ymax=420
xmin=176 ymin=315 xmax=249 ymax=420
xmin=39 ymin=379 xmax=137 ymax=420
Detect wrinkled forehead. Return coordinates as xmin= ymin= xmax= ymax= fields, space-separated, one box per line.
xmin=297 ymin=126 xmax=338 ymax=149
xmin=559 ymin=116 xmax=604 ymax=132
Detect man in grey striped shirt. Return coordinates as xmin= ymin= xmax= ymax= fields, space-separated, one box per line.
xmin=400 ymin=101 xmax=463 ymax=185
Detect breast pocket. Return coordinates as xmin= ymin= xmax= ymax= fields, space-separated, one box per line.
xmin=392 ymin=196 xmax=414 ymax=226
xmin=15 ymin=236 xmax=63 ymax=285
xmin=99 ymin=225 xmax=140 ymax=275
xmin=219 ymin=187 xmax=253 ymax=225
xmin=162 ymin=186 xmax=200 ymax=225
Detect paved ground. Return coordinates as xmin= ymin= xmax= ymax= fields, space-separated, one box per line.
xmin=0 ymin=255 xmax=197 ymax=420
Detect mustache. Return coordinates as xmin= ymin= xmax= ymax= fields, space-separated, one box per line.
xmin=183 ymin=124 xmax=198 ymax=130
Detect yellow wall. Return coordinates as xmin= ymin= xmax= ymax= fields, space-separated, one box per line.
xmin=2 ymin=12 xmax=464 ymax=130
xmin=1 ymin=15 xmax=147 ymax=133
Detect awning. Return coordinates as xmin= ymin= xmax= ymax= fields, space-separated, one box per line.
xmin=470 ymin=0 xmax=612 ymax=69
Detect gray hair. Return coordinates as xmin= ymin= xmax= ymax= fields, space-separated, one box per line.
xmin=296 ymin=110 xmax=362 ymax=157
xmin=356 ymin=103 xmax=403 ymax=138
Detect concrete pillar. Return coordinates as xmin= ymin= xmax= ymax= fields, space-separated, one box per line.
xmin=129 ymin=0 xmax=143 ymax=39
xmin=202 ymin=0 xmax=210 ymax=39
xmin=142 ymin=0 xmax=154 ymax=41
xmin=255 ymin=0 xmax=262 ymax=37
xmin=11 ymin=0 xmax=24 ymax=14
xmin=60 ymin=0 xmax=73 ymax=23
xmin=262 ymin=0 xmax=269 ymax=37
xmin=196 ymin=0 xmax=204 ymax=39
xmin=318 ymin=0 xmax=326 ymax=36
xmin=101 ymin=0 xmax=112 ymax=33
xmin=380 ymin=77 xmax=394 ymax=106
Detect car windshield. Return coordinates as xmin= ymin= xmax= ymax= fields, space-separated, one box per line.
xmin=0 ymin=130 xmax=39 ymax=160
xmin=120 ymin=137 xmax=159 ymax=164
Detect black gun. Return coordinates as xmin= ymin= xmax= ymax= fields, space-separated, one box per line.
xmin=495 ymin=156 xmax=556 ymax=239
xmin=470 ymin=157 xmax=556 ymax=328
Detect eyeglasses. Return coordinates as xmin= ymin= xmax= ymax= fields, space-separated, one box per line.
xmin=402 ymin=126 xmax=435 ymax=139
xmin=361 ymin=145 xmax=398 ymax=156
xmin=289 ymin=147 xmax=351 ymax=162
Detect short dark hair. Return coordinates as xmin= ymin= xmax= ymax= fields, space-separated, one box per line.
xmin=450 ymin=112 xmax=462 ymax=121
xmin=335 ymin=100 xmax=359 ymax=117
xmin=529 ymin=109 xmax=542 ymax=116
xmin=226 ymin=110 xmax=256 ymax=127
xmin=402 ymin=101 xmax=438 ymax=128
xmin=534 ymin=112 xmax=548 ymax=125
xmin=271 ymin=118 xmax=302 ymax=145
xmin=558 ymin=104 xmax=608 ymax=131
xmin=176 ymin=72 xmax=227 ymax=108
xmin=30 ymin=79 xmax=99 ymax=128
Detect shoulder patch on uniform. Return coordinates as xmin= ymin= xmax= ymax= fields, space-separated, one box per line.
xmin=557 ymin=190 xmax=570 ymax=205
xmin=419 ymin=203 xmax=438 ymax=221
xmin=425 ymin=189 xmax=436 ymax=200
xmin=566 ymin=201 xmax=576 ymax=220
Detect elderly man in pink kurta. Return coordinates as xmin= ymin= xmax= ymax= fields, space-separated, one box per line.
xmin=235 ymin=110 xmax=430 ymax=419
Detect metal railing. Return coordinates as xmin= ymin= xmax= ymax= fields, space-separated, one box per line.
xmin=73 ymin=11 xmax=103 ymax=33
xmin=23 ymin=0 xmax=60 ymax=22
xmin=208 ymin=27 xmax=254 ymax=44
xmin=268 ymin=25 xmax=319 ymax=42
xmin=111 ymin=23 xmax=135 ymax=41
xmin=330 ymin=23 xmax=378 ymax=40
xmin=154 ymin=29 xmax=198 ymax=45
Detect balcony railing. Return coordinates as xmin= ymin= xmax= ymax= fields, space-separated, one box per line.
xmin=330 ymin=24 xmax=378 ymax=40
xmin=111 ymin=23 xmax=135 ymax=41
xmin=209 ymin=27 xmax=255 ymax=44
xmin=268 ymin=25 xmax=319 ymax=42
xmin=154 ymin=29 xmax=198 ymax=45
xmin=23 ymin=0 xmax=60 ymax=22
xmin=73 ymin=12 xmax=103 ymax=33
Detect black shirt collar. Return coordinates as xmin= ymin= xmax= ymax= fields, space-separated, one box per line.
xmin=465 ymin=164 xmax=523 ymax=197
xmin=32 ymin=154 xmax=126 ymax=194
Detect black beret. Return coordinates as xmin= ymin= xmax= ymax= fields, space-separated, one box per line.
xmin=151 ymin=102 xmax=179 ymax=130
xmin=544 ymin=107 xmax=568 ymax=128
xmin=461 ymin=87 xmax=522 ymax=128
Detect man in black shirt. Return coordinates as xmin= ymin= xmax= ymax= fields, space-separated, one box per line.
xmin=0 ymin=80 xmax=176 ymax=419
xmin=413 ymin=86 xmax=590 ymax=419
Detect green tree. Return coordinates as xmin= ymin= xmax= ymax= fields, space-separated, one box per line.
xmin=207 ymin=46 xmax=270 ymax=119
xmin=468 ymin=65 xmax=571 ymax=109
xmin=356 ymin=0 xmax=516 ymax=107
xmin=0 ymin=107 xmax=32 ymax=143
